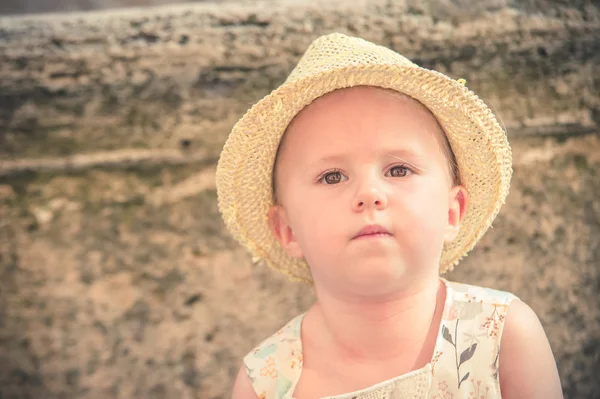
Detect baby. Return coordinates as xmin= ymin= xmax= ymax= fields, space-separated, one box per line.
xmin=217 ymin=33 xmax=562 ymax=399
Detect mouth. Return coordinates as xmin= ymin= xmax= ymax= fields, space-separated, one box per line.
xmin=352 ymin=224 xmax=393 ymax=240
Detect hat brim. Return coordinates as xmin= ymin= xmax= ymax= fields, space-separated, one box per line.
xmin=216 ymin=64 xmax=512 ymax=283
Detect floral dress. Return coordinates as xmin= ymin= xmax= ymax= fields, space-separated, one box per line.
xmin=244 ymin=279 xmax=517 ymax=399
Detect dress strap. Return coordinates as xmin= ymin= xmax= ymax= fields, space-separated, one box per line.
xmin=429 ymin=280 xmax=518 ymax=397
xmin=243 ymin=314 xmax=304 ymax=399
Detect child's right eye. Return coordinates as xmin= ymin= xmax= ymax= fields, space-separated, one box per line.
xmin=320 ymin=170 xmax=346 ymax=185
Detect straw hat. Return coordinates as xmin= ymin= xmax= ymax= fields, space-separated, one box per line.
xmin=216 ymin=33 xmax=512 ymax=283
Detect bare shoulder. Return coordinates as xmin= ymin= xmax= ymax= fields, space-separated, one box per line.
xmin=231 ymin=366 xmax=258 ymax=399
xmin=499 ymin=299 xmax=563 ymax=399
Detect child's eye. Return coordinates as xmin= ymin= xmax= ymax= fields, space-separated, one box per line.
xmin=387 ymin=165 xmax=411 ymax=177
xmin=320 ymin=170 xmax=347 ymax=185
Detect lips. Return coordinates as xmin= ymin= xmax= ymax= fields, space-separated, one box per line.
xmin=353 ymin=224 xmax=392 ymax=239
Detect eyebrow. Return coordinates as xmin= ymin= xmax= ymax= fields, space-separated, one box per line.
xmin=307 ymin=148 xmax=427 ymax=169
xmin=382 ymin=148 xmax=426 ymax=161
xmin=307 ymin=154 xmax=347 ymax=168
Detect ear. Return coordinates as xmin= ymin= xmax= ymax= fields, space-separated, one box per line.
xmin=267 ymin=205 xmax=304 ymax=259
xmin=444 ymin=185 xmax=469 ymax=244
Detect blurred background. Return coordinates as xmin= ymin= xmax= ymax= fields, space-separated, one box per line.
xmin=0 ymin=0 xmax=599 ymax=398
xmin=0 ymin=0 xmax=238 ymax=16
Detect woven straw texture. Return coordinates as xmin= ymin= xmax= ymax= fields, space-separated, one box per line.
xmin=216 ymin=33 xmax=512 ymax=283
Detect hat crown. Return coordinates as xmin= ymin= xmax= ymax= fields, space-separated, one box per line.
xmin=285 ymin=33 xmax=416 ymax=83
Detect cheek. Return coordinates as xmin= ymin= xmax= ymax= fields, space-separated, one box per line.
xmin=285 ymin=192 xmax=322 ymax=229
xmin=395 ymin=186 xmax=449 ymax=235
xmin=296 ymin=204 xmax=342 ymax=243
xmin=286 ymin=195 xmax=345 ymax=253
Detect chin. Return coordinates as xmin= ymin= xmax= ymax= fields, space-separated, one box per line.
xmin=345 ymin=259 xmax=409 ymax=291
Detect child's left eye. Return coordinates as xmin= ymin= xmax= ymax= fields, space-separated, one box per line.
xmin=387 ymin=165 xmax=411 ymax=177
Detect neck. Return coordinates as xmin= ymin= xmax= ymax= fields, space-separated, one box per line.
xmin=312 ymin=277 xmax=445 ymax=363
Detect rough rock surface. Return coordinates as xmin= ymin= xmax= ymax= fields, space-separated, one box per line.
xmin=0 ymin=0 xmax=236 ymax=16
xmin=1 ymin=136 xmax=599 ymax=399
xmin=1 ymin=0 xmax=599 ymax=165
xmin=0 ymin=1 xmax=599 ymax=399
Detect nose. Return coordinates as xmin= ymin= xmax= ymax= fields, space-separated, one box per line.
xmin=352 ymin=187 xmax=388 ymax=212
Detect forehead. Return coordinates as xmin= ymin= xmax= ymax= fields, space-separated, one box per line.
xmin=279 ymin=86 xmax=447 ymax=160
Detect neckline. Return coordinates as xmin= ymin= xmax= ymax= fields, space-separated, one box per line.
xmin=288 ymin=278 xmax=453 ymax=399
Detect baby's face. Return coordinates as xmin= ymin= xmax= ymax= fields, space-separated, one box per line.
xmin=269 ymin=86 xmax=467 ymax=295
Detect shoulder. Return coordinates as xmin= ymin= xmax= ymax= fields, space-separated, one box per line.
xmin=232 ymin=366 xmax=259 ymax=399
xmin=499 ymin=299 xmax=563 ymax=398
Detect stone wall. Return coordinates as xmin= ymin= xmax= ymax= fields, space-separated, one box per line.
xmin=0 ymin=1 xmax=599 ymax=398
xmin=0 ymin=0 xmax=236 ymax=16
